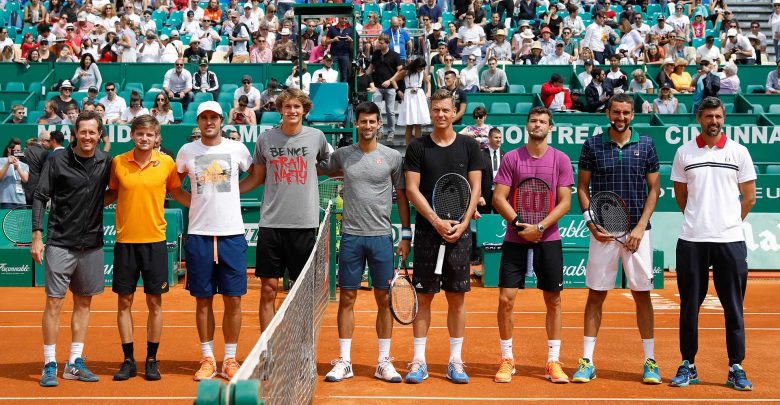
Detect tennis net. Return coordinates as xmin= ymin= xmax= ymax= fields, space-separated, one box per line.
xmin=229 ymin=204 xmax=332 ymax=405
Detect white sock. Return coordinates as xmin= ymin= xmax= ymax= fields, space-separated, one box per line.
xmin=413 ymin=337 xmax=427 ymax=362
xmin=689 ymin=363 xmax=695 ymax=369
xmin=44 ymin=344 xmax=56 ymax=365
xmin=642 ymin=338 xmax=655 ymax=360
xmin=449 ymin=337 xmax=464 ymax=363
xmin=68 ymin=342 xmax=84 ymax=364
xmin=499 ymin=338 xmax=513 ymax=360
xmin=224 ymin=343 xmax=237 ymax=361
xmin=548 ymin=340 xmax=562 ymax=362
xmin=377 ymin=338 xmax=391 ymax=362
xmin=201 ymin=341 xmax=214 ymax=359
xmin=582 ymin=336 xmax=596 ymax=362
xmin=339 ymin=338 xmax=352 ymax=363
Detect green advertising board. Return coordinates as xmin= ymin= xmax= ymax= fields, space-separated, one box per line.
xmin=0 ymin=247 xmax=34 ymax=287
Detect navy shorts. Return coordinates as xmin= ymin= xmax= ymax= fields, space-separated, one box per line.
xmin=338 ymin=233 xmax=394 ymax=290
xmin=185 ymin=234 xmax=248 ymax=298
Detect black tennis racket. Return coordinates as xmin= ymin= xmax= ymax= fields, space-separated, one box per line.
xmin=318 ymin=176 xmax=344 ymax=212
xmin=2 ymin=205 xmax=34 ymax=246
xmin=389 ymin=260 xmax=417 ymax=325
xmin=431 ymin=173 xmax=471 ymax=275
xmin=512 ymin=178 xmax=553 ymax=277
xmin=588 ymin=191 xmax=652 ymax=280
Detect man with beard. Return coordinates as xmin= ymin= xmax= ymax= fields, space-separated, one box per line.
xmin=669 ymin=97 xmax=756 ymax=390
xmin=322 ymin=101 xmax=412 ymax=383
xmin=491 ymin=107 xmax=574 ymax=384
xmin=572 ymin=93 xmax=662 ymax=385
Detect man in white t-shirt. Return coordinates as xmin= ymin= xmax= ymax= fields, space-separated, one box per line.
xmin=98 ymin=81 xmax=127 ymax=124
xmin=648 ymin=15 xmax=674 ymax=48
xmin=457 ymin=11 xmax=485 ymax=63
xmin=669 ymin=96 xmax=756 ymax=391
xmin=193 ymin=17 xmax=220 ymax=59
xmin=233 ymin=75 xmax=262 ymax=121
xmin=228 ymin=11 xmax=250 ymax=63
xmin=696 ymin=35 xmax=722 ymax=64
xmin=137 ymin=30 xmax=162 ymax=63
xmin=239 ymin=3 xmax=259 ymax=33
xmin=184 ymin=0 xmax=204 ymax=22
xmin=159 ymin=34 xmax=179 ymax=63
xmin=175 ymin=101 xmax=252 ymax=382
xmin=724 ymin=29 xmax=757 ymax=65
xmin=311 ymin=55 xmax=339 ymax=83
xmin=666 ymin=4 xmax=690 ymax=40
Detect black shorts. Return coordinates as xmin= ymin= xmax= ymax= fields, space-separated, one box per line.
xmin=499 ymin=240 xmax=564 ymax=292
xmin=255 ymin=227 xmax=317 ymax=281
xmin=112 ymin=241 xmax=170 ymax=295
xmin=412 ymin=223 xmax=471 ymax=294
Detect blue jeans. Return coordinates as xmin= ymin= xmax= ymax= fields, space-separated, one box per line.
xmin=332 ymin=54 xmax=351 ymax=83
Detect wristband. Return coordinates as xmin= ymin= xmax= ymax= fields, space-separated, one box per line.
xmin=582 ymin=210 xmax=592 ymax=223
xmin=401 ymin=227 xmax=412 ymax=240
xmin=512 ymin=214 xmax=524 ymax=232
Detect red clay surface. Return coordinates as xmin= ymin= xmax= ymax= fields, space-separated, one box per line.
xmin=1 ymin=275 xmax=779 ymax=404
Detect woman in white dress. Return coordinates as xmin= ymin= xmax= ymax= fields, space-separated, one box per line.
xmin=389 ymin=57 xmax=431 ymax=145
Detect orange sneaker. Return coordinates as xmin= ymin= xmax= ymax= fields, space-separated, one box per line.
xmin=494 ymin=358 xmax=516 ymax=383
xmin=221 ymin=358 xmax=241 ymax=380
xmin=194 ymin=357 xmax=217 ymax=381
xmin=545 ymin=360 xmax=570 ymax=383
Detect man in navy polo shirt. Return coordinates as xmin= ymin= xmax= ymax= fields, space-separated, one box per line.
xmin=669 ymin=97 xmax=757 ymax=391
xmin=573 ymin=93 xmax=662 ymax=385
xmin=325 ymin=16 xmax=355 ymax=84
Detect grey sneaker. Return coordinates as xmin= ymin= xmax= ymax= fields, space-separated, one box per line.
xmin=63 ymin=357 xmax=99 ymax=382
xmin=39 ymin=361 xmax=58 ymax=387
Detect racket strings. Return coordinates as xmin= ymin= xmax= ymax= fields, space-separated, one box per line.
xmin=433 ymin=176 xmax=470 ymax=220
xmin=514 ymin=179 xmax=552 ymax=224
xmin=390 ymin=276 xmax=416 ymax=323
xmin=591 ymin=194 xmax=631 ymax=236
xmin=3 ymin=209 xmax=32 ymax=244
xmin=318 ymin=178 xmax=344 ymax=210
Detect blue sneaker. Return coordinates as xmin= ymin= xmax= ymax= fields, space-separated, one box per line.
xmin=726 ymin=364 xmax=753 ymax=391
xmin=405 ymin=361 xmax=428 ymax=384
xmin=446 ymin=361 xmax=469 ymax=384
xmin=670 ymin=361 xmax=699 ymax=387
xmin=39 ymin=362 xmax=58 ymax=387
xmin=572 ymin=358 xmax=596 ymax=383
xmin=642 ymin=358 xmax=662 ymax=384
xmin=63 ymin=357 xmax=100 ymax=382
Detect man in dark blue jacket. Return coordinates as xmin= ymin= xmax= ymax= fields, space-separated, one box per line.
xmin=585 ymin=67 xmax=627 ymax=113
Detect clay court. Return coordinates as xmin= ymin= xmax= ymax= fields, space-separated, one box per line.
xmin=1 ymin=274 xmax=779 ymax=404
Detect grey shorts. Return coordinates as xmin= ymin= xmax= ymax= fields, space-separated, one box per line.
xmin=45 ymin=245 xmax=105 ymax=298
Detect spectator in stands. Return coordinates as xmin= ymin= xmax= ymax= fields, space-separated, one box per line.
xmin=484 ymin=13 xmax=505 ymax=45
xmin=488 ymin=30 xmax=512 ymax=62
xmin=435 ymin=55 xmax=457 ymax=88
xmin=25 ymin=0 xmax=49 ymax=25
xmin=99 ymin=4 xmax=119 ymax=29
xmin=233 ymin=74 xmax=261 ymax=121
xmin=616 ymin=19 xmax=644 ymax=62
xmin=82 ymin=36 xmax=100 ymax=59
xmin=419 ymin=0 xmax=443 ymax=26
xmin=259 ymin=4 xmax=278 ymax=33
xmin=81 ymin=86 xmax=99 ymax=108
xmin=98 ymin=81 xmax=127 ymax=123
xmin=766 ymin=60 xmax=780 ymax=93
xmin=479 ymin=56 xmax=507 ymax=93
xmin=695 ymin=35 xmax=721 ymax=64
xmin=163 ymin=59 xmax=193 ymax=110
xmin=670 ymin=58 xmax=694 ymax=92
xmin=667 ymin=3 xmax=690 ymax=41
xmin=656 ymin=57 xmax=676 ymax=90
xmin=541 ymin=39 xmax=574 ymax=65
xmin=0 ymin=44 xmax=15 ymax=62
xmin=285 ymin=63 xmax=311 ymax=95
xmin=442 ymin=70 xmax=468 ymax=125
xmin=259 ymin=78 xmax=279 ymax=113
xmin=0 ymin=138 xmax=29 ymax=209
xmin=98 ymin=31 xmax=118 ymax=62
xmin=563 ymin=4 xmax=586 ymax=37
xmin=632 ymin=13 xmax=650 ymax=38
xmin=363 ymin=12 xmax=382 ymax=39
xmin=193 ymin=59 xmax=220 ymax=100
xmin=227 ymin=11 xmax=250 ymax=63
xmin=324 ymin=16 xmax=354 ymax=84
xmin=519 ymin=40 xmax=543 ymax=65
xmin=718 ymin=62 xmax=740 ymax=94
xmin=121 ymin=2 xmax=141 ymax=27
xmin=459 ymin=54 xmax=482 ymax=92
xmin=365 ymin=34 xmax=402 ymax=139
xmin=53 ymin=80 xmax=79 ymax=118
xmin=187 ymin=127 xmax=201 ymax=143
xmin=26 ymin=48 xmax=42 ymax=63
xmin=541 ymin=73 xmax=572 ymax=112
xmin=10 ymin=105 xmax=27 ymax=124
xmin=170 ymin=30 xmax=184 ymax=49
xmin=540 ymin=4 xmax=563 ymax=37
xmin=193 ymin=17 xmax=220 ymax=61
xmin=644 ymin=43 xmax=664 ymax=65
xmin=312 ymin=55 xmax=340 ymax=84
xmin=770 ymin=1 xmax=780 ymax=61
xmin=458 ymin=12 xmax=486 ymax=63
xmin=747 ymin=33 xmax=764 ymax=64
xmin=691 ymin=13 xmax=706 ymax=40
xmin=515 ymin=0 xmax=537 ymax=24
xmin=606 ymin=55 xmax=628 ymax=85
xmin=61 ymin=104 xmax=79 ymax=125
xmin=38 ymin=100 xmax=63 ymax=124
xmin=578 ymin=59 xmax=594 ymax=87
xmin=56 ymin=44 xmax=79 ymax=62
xmin=601 ymin=0 xmax=618 ymax=27
xmin=649 ymin=15 xmax=674 ymax=48
xmin=151 ymin=92 xmax=175 ymax=125
xmin=430 ymin=41 xmax=449 ymax=70
xmin=384 ymin=17 xmax=412 ymax=64
xmin=140 ymin=10 xmax=157 ymax=34
xmin=159 ymin=34 xmax=180 ymax=63
xmin=387 ymin=57 xmax=431 ymax=145
xmin=119 ymin=91 xmax=149 ymax=124
xmin=204 ymin=0 xmax=222 ymax=23
xmin=654 ymin=83 xmax=679 ymax=114
xmin=538 ymin=27 xmax=556 ymax=56
xmin=250 ymin=34 xmax=272 ymax=63
xmin=38 ymin=23 xmax=56 ymax=45
xmin=228 ymin=95 xmax=256 ymax=125
xmin=184 ymin=37 xmax=207 ymax=63
xmin=512 ymin=27 xmax=533 ymax=58
xmin=70 ymin=54 xmax=102 ymax=92
xmin=582 ymin=11 xmax=613 ymax=63
xmin=95 ymin=103 xmax=107 ymax=123
xmin=458 ymin=105 xmax=491 ymax=145
xmin=272 ymin=27 xmax=296 ymax=61
xmin=570 ymin=89 xmax=585 ymax=111
xmin=117 ymin=16 xmax=138 ymax=62
xmin=48 ymin=0 xmax=64 ymax=22
xmin=447 ymin=21 xmax=462 ymax=60
xmin=237 ymin=3 xmax=257 ymax=33
xmin=60 ymin=0 xmax=79 ymax=23
xmin=666 ymin=34 xmax=697 ymax=65
xmin=690 ymin=59 xmax=720 ymax=113
xmin=628 ymin=69 xmax=654 ymax=94
xmin=20 ymin=32 xmax=39 ymax=59
xmin=720 ymin=9 xmax=740 ymax=38
xmin=585 ymin=67 xmax=625 ymax=112
xmin=137 ymin=30 xmax=161 ymax=62
xmin=181 ymin=10 xmax=199 ymax=33
xmin=184 ymin=0 xmax=204 ymax=22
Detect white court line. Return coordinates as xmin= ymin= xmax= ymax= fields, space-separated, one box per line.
xmin=1 ymin=325 xmax=779 ymax=331
xmin=0 ymin=397 xmax=194 ymax=401
xmin=327 ymin=394 xmax=780 ymax=402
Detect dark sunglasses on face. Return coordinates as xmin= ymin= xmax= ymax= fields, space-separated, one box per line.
xmin=242 ymin=80 xmax=250 ymax=84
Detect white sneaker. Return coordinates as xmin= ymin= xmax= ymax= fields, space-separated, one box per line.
xmin=325 ymin=358 xmax=353 ymax=382
xmin=374 ymin=357 xmax=402 ymax=383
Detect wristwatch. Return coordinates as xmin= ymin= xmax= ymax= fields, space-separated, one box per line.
xmin=536 ymin=224 xmax=545 ymax=233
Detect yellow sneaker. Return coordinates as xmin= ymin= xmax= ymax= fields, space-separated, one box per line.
xmin=221 ymin=358 xmax=241 ymax=380
xmin=194 ymin=357 xmax=217 ymax=381
xmin=494 ymin=358 xmax=516 ymax=383
xmin=545 ymin=360 xmax=570 ymax=383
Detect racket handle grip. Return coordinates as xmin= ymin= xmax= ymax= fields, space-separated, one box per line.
xmin=525 ymin=249 xmax=534 ymax=277
xmin=633 ymin=252 xmax=653 ymax=281
xmin=434 ymin=244 xmax=445 ymax=275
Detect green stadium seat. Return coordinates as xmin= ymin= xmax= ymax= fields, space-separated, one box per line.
xmin=221 ymin=84 xmax=238 ymax=94
xmin=193 ymin=92 xmax=214 ymax=103
xmin=751 ymin=104 xmax=764 ymax=114
xmin=746 ymin=85 xmax=765 ymax=94
xmin=646 ymin=4 xmax=663 ymax=15
xmin=144 ymin=89 xmax=162 ymax=102
xmin=0 ymin=102 xmax=5 ymax=112
xmin=399 ymin=3 xmax=416 ymax=14
xmin=124 ymin=82 xmax=144 ymax=93
xmin=26 ymin=111 xmax=43 ymax=123
xmin=677 ymin=104 xmax=687 ymax=114
xmin=45 ymin=91 xmax=59 ymax=100
xmin=182 ymin=110 xmax=198 ymax=124
xmin=218 ymin=92 xmax=235 ymax=104
xmin=150 ymin=83 xmax=164 ymax=91
xmin=466 ymin=102 xmax=485 ymax=114
xmin=36 ymin=100 xmax=46 ymax=111
xmin=28 ymin=81 xmax=43 ymax=95
xmin=490 ymin=102 xmax=511 ymax=114
xmin=659 ymin=164 xmax=672 ymax=175
xmin=5 ymin=82 xmax=24 ymax=91
xmin=220 ymin=102 xmax=232 ymax=120
xmin=766 ymin=165 xmax=780 ymax=175
xmin=532 ymin=84 xmax=542 ymax=94
xmin=508 ymin=84 xmax=526 ymax=93
xmin=171 ymin=102 xmax=183 ymax=122
xmin=769 ymin=104 xmax=780 ymax=114
xmin=307 ymin=83 xmax=348 ymax=125
xmin=515 ymin=102 xmax=532 ymax=114
xmin=363 ymin=3 xmax=381 ymax=17
xmin=260 ymin=111 xmax=281 ymax=125
xmin=724 ymin=103 xmax=734 ymax=113
xmin=754 ymin=165 xmax=761 ymax=174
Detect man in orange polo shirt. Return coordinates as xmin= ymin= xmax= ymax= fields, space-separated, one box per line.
xmin=104 ymin=114 xmax=191 ymax=381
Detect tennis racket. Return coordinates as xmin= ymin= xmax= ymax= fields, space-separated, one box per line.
xmin=588 ymin=191 xmax=653 ymax=280
xmin=388 ymin=260 xmax=417 ymax=325
xmin=318 ymin=176 xmax=344 ymax=212
xmin=512 ymin=178 xmax=553 ymax=277
xmin=2 ymin=205 xmax=34 ymax=246
xmin=431 ymin=173 xmax=471 ymax=276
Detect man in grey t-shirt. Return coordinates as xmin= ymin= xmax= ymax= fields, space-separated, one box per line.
xmin=322 ymin=101 xmax=412 ymax=384
xmin=239 ymin=88 xmax=331 ymax=332
xmin=479 ymin=57 xmax=507 ymax=93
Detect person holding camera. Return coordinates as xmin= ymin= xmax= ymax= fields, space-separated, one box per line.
xmin=0 ymin=138 xmax=29 ymax=209
xmin=724 ymin=28 xmax=756 ymax=65
xmin=312 ymin=55 xmax=339 ymax=84
xmin=137 ymin=30 xmax=162 ymax=63
xmin=325 ymin=16 xmax=355 ymax=84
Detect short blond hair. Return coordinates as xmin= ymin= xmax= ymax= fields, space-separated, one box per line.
xmin=275 ymin=88 xmax=313 ymax=114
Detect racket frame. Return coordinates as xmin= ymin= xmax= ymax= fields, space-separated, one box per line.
xmin=388 ymin=260 xmax=418 ymax=325
xmin=512 ymin=177 xmax=553 ymax=277
xmin=431 ymin=173 xmax=471 ymax=276
xmin=2 ymin=205 xmax=34 ymax=246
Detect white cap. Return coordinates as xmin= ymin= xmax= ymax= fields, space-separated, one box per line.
xmin=280 ymin=27 xmax=291 ymax=35
xmin=197 ymin=101 xmax=223 ymax=117
xmin=60 ymin=80 xmax=74 ymax=89
xmin=159 ymin=34 xmax=169 ymax=40
xmin=171 ymin=30 xmax=180 ymax=36
xmin=727 ymin=28 xmax=738 ymax=37
xmin=244 ymin=2 xmax=252 ymax=8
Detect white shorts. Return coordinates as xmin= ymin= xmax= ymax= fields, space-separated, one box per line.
xmin=586 ymin=230 xmax=653 ymax=292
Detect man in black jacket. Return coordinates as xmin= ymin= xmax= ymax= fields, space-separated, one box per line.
xmin=585 ymin=67 xmax=626 ymax=113
xmin=193 ymin=59 xmax=220 ymax=101
xmin=32 ymin=111 xmax=112 ymax=388
xmin=22 ymin=131 xmax=52 ymax=205
xmin=479 ymin=128 xmax=504 ymax=215
xmin=691 ymin=60 xmax=721 ymax=114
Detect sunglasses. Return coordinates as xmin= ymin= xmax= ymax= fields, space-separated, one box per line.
xmin=175 ymin=63 xmax=183 ymax=66
xmin=156 ymin=97 xmax=165 ymax=101
xmin=106 ymin=88 xmax=116 ymax=91
xmin=242 ymin=80 xmax=251 ymax=84
xmin=468 ymin=58 xmax=476 ymax=62
xmin=474 ymin=115 xmax=485 ymax=119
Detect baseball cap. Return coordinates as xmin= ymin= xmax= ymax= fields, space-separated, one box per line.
xmin=323 ymin=53 xmax=333 ymax=60
xmin=727 ymin=28 xmax=738 ymax=37
xmin=199 ymin=59 xmax=208 ymax=66
xmin=555 ymin=39 xmax=564 ymax=45
xmin=60 ymin=80 xmax=74 ymax=89
xmin=244 ymin=2 xmax=252 ymax=7
xmin=280 ymin=27 xmax=291 ymax=35
xmin=242 ymin=74 xmax=252 ymax=82
xmin=432 ymin=22 xmax=442 ymax=30
xmin=657 ymin=15 xmax=665 ymax=20
xmin=570 ymin=89 xmax=581 ymax=95
xmin=661 ymin=83 xmax=673 ymax=90
xmin=160 ymin=34 xmax=170 ymax=40
xmin=705 ymin=35 xmax=714 ymax=41
xmin=584 ymin=59 xmax=594 ymax=66
xmin=77 ymin=12 xmax=87 ymax=21
xmin=196 ymin=101 xmax=223 ymax=117
xmin=171 ymin=30 xmax=180 ymax=36
xmin=541 ymin=27 xmax=551 ymax=34
xmin=88 ymin=86 xmax=98 ymax=92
